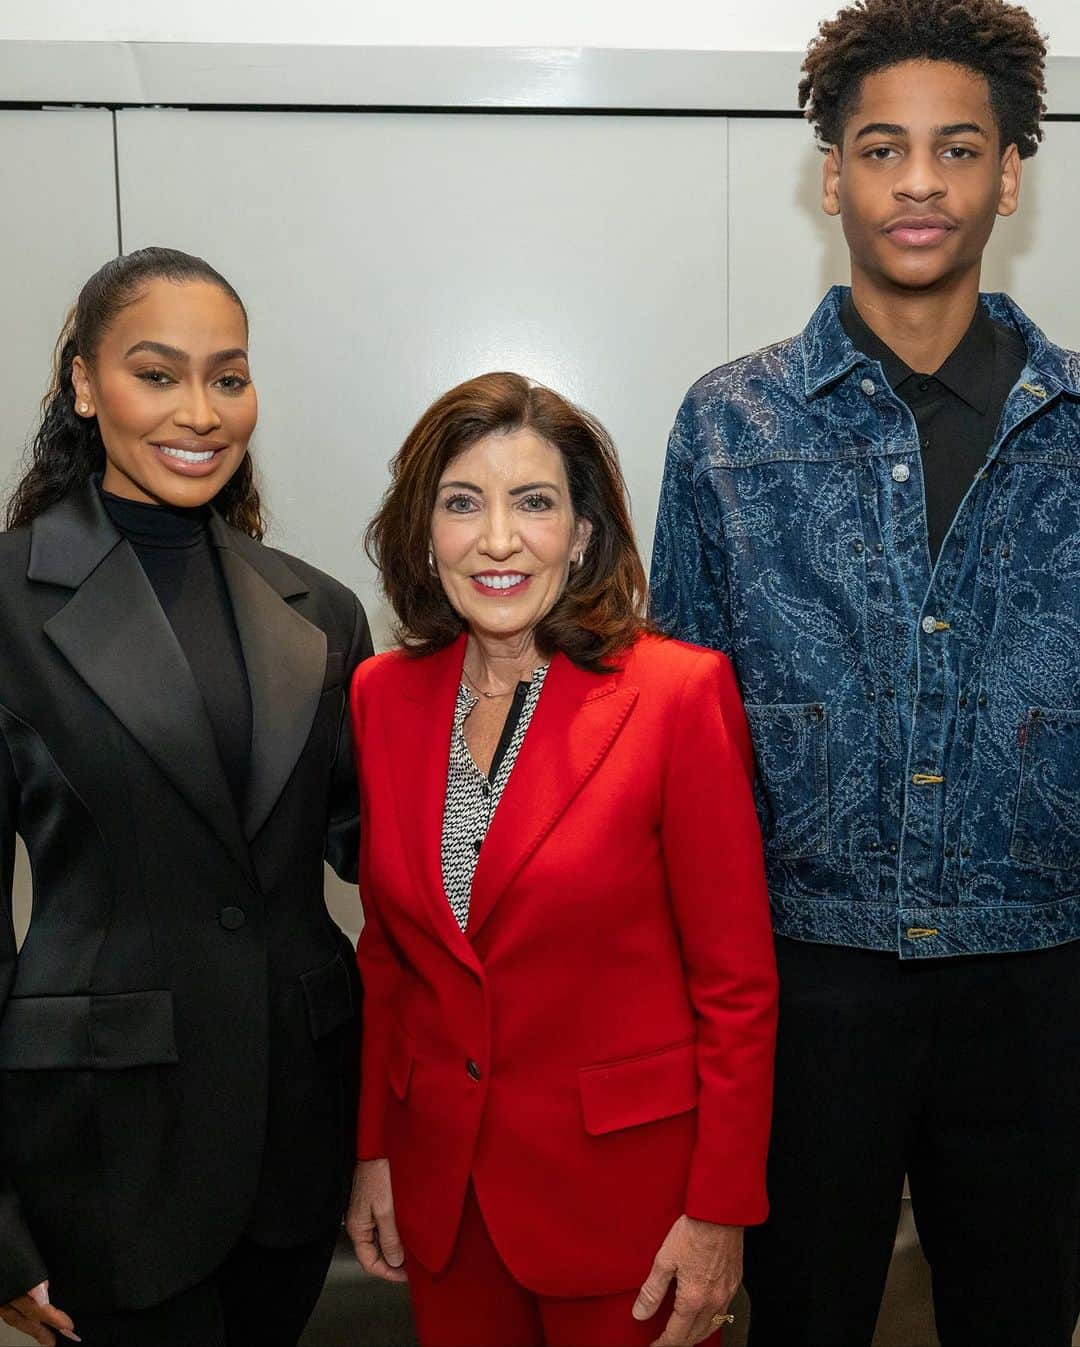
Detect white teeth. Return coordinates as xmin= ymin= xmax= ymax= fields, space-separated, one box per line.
xmin=475 ymin=573 xmax=526 ymax=590
xmin=158 ymin=446 xmax=216 ymax=463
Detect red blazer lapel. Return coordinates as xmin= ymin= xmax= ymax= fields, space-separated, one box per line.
xmin=465 ymin=652 xmax=639 ymax=940
xmin=381 ymin=633 xmax=482 ymax=971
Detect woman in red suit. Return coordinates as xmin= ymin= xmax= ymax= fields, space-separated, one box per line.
xmin=347 ymin=373 xmax=777 ymax=1347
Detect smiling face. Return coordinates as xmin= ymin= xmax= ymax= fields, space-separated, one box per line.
xmin=71 ymin=277 xmax=257 ymax=507
xmin=823 ymin=59 xmax=1021 ymax=295
xmin=430 ymin=428 xmax=592 ymax=651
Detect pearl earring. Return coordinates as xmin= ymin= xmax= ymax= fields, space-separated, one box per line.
xmin=428 ymin=545 xmax=437 ymax=574
xmin=78 ymin=402 xmax=89 ymax=414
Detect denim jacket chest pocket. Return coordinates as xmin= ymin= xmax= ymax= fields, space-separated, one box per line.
xmin=745 ymin=702 xmax=830 ymax=859
xmin=981 ymin=455 xmax=1080 ymax=877
xmin=709 ymin=450 xmax=873 ymax=869
xmin=1011 ymin=708 xmax=1080 ymax=872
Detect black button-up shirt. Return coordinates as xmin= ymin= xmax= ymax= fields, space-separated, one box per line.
xmin=840 ymin=295 xmax=1027 ymax=560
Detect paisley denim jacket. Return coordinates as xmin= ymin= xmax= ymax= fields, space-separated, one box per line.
xmin=651 ymin=285 xmax=1080 ymax=958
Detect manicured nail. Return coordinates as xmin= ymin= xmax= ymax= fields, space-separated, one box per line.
xmin=59 ymin=1332 xmax=82 ymax=1342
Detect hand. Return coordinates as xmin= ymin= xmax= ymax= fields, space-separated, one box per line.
xmin=345 ymin=1158 xmax=408 ymax=1283
xmin=0 ymin=1282 xmax=80 ymax=1345
xmin=632 ymin=1216 xmax=742 ymax=1346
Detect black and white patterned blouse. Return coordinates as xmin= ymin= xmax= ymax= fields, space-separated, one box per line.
xmin=441 ymin=664 xmax=549 ymax=931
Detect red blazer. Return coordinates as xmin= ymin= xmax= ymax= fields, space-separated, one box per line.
xmin=350 ymin=632 xmax=777 ymax=1297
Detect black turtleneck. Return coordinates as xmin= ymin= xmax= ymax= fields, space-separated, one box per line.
xmin=100 ymin=486 xmax=252 ymax=809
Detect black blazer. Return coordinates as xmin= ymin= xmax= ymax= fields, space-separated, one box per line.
xmin=0 ymin=480 xmax=372 ymax=1311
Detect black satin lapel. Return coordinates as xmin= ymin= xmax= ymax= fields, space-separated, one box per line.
xmin=382 ymin=642 xmax=480 ymax=966
xmin=43 ymin=542 xmax=252 ymax=878
xmin=27 ymin=476 xmax=119 ymax=588
xmin=217 ymin=549 xmax=327 ymax=841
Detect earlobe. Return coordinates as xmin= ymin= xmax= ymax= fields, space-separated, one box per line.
xmin=70 ymin=355 xmax=95 ymax=418
xmin=822 ymin=146 xmax=842 ymax=218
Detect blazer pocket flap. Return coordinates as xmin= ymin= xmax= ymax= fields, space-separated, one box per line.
xmin=0 ymin=990 xmax=178 ymax=1070
xmin=387 ymin=1033 xmax=414 ymax=1102
xmin=578 ymin=1040 xmax=697 ymax=1136
xmin=300 ymin=952 xmax=357 ymax=1040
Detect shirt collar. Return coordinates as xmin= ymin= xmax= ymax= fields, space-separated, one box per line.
xmin=800 ymin=285 xmax=1080 ymax=402
xmin=839 ymin=292 xmax=998 ymax=414
xmin=931 ymin=304 xmax=999 ymax=412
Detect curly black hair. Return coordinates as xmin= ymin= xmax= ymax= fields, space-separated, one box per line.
xmin=800 ymin=0 xmax=1047 ymax=157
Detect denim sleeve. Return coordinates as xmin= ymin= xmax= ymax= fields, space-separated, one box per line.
xmin=649 ymin=397 xmax=734 ymax=656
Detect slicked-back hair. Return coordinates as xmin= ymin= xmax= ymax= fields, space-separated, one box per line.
xmin=6 ymin=247 xmax=265 ymax=538
xmin=366 ymin=373 xmax=651 ymax=672
xmin=800 ymin=0 xmax=1047 ymax=157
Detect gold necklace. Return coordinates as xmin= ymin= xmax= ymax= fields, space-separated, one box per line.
xmin=462 ymin=666 xmax=515 ymax=699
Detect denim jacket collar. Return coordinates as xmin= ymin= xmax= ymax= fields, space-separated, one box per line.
xmin=800 ymin=284 xmax=1080 ymax=403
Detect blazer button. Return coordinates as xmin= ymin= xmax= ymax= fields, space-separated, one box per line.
xmin=219 ymin=906 xmax=246 ymax=931
xmin=466 ymin=1059 xmax=482 ymax=1081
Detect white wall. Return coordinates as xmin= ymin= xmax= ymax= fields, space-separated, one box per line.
xmin=0 ymin=109 xmax=119 ymax=494
xmin=4 ymin=0 xmax=1080 ymax=55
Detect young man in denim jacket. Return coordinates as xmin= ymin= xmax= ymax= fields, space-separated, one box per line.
xmin=652 ymin=2 xmax=1080 ymax=1344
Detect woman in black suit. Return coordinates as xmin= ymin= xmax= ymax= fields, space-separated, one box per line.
xmin=0 ymin=248 xmax=372 ymax=1347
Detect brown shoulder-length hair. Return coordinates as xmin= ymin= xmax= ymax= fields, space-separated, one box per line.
xmin=366 ymin=372 xmax=651 ymax=673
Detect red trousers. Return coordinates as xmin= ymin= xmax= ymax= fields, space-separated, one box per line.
xmin=406 ymin=1186 xmax=723 ymax=1347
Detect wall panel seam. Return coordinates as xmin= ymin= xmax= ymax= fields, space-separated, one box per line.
xmin=725 ymin=116 xmax=732 ymax=364
xmin=111 ymin=108 xmax=123 ymax=256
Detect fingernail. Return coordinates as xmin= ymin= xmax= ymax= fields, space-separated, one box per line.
xmin=60 ymin=1332 xmax=82 ymax=1342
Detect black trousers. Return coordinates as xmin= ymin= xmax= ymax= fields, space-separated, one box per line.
xmin=53 ymin=1229 xmax=339 ymax=1347
xmin=744 ymin=936 xmax=1080 ymax=1347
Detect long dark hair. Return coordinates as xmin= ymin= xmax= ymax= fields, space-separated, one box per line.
xmin=6 ymin=247 xmax=265 ymax=538
xmin=366 ymin=372 xmax=651 ymax=673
